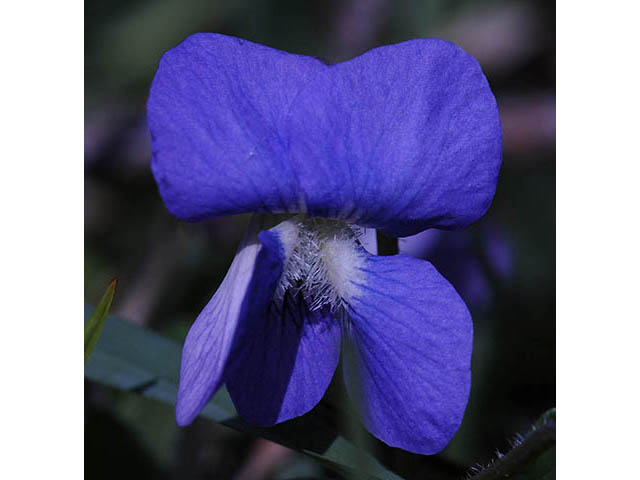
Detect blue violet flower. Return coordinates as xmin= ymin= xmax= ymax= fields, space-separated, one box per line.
xmin=399 ymin=224 xmax=512 ymax=311
xmin=147 ymin=33 xmax=502 ymax=454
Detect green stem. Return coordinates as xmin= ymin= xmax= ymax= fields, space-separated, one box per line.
xmin=376 ymin=231 xmax=398 ymax=256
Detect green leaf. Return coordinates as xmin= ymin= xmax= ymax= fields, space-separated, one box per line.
xmin=83 ymin=307 xmax=402 ymax=480
xmin=84 ymin=279 xmax=117 ymax=364
xmin=469 ymin=408 xmax=556 ymax=480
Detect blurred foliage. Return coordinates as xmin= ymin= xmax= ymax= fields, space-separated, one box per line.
xmin=85 ymin=309 xmax=404 ymax=479
xmin=85 ymin=0 xmax=555 ymax=478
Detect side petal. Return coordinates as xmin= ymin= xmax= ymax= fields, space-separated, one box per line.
xmin=357 ymin=227 xmax=378 ymax=255
xmin=289 ymin=39 xmax=502 ymax=236
xmin=398 ymin=229 xmax=444 ymax=258
xmin=342 ymin=253 xmax=472 ymax=454
xmin=176 ymin=216 xmax=282 ymax=425
xmin=148 ymin=33 xmax=323 ymax=221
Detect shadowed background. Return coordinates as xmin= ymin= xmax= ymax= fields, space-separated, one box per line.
xmin=85 ymin=0 xmax=555 ymax=478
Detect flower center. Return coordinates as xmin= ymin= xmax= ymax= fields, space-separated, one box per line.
xmin=272 ymin=215 xmax=366 ymax=312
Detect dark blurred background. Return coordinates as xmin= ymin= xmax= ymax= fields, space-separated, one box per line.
xmin=85 ymin=1 xmax=555 ymax=478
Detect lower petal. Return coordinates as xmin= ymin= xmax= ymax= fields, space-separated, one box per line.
xmin=225 ymin=290 xmax=341 ymax=426
xmin=342 ymin=253 xmax=472 ymax=454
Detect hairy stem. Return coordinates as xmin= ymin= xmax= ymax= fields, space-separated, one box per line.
xmin=470 ymin=419 xmax=556 ymax=479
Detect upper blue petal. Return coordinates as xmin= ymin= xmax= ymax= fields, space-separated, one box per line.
xmin=148 ymin=34 xmax=323 ymax=220
xmin=342 ymin=252 xmax=473 ymax=454
xmin=290 ymin=39 xmax=502 ymax=236
xmin=149 ymin=34 xmax=501 ymax=236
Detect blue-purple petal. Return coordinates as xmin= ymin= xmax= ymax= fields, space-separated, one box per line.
xmin=176 ymin=218 xmax=272 ymax=425
xmin=224 ymin=227 xmax=342 ymax=425
xmin=149 ymin=35 xmax=501 ymax=235
xmin=148 ymin=34 xmax=323 ymax=220
xmin=225 ymin=290 xmax=341 ymax=426
xmin=178 ymin=217 xmax=342 ymax=427
xmin=289 ymin=39 xmax=501 ymax=236
xmin=342 ymin=253 xmax=472 ymax=454
xmin=399 ymin=225 xmax=513 ymax=310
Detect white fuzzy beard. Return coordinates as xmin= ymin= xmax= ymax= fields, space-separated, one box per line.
xmin=271 ymin=215 xmax=366 ymax=312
